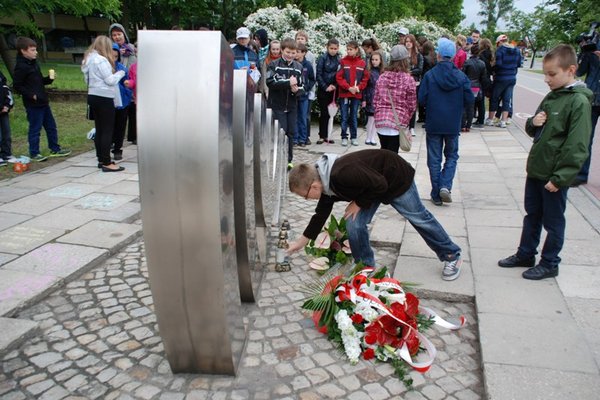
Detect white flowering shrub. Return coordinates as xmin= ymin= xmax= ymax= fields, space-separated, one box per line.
xmin=374 ymin=18 xmax=453 ymax=50
xmin=244 ymin=5 xmax=309 ymax=42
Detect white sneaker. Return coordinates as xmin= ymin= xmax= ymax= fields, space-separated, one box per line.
xmin=87 ymin=128 xmax=96 ymax=140
xmin=5 ymin=155 xmax=18 ymax=163
xmin=410 ymin=128 xmax=416 ymax=137
xmin=341 ymin=138 xmax=348 ymax=146
xmin=484 ymin=118 xmax=494 ymax=126
xmin=497 ymin=120 xmax=507 ymax=128
xmin=442 ymin=256 xmax=462 ymax=281
xmin=506 ymin=118 xmax=512 ymax=125
xmin=439 ymin=188 xmax=452 ymax=203
xmin=351 ymin=139 xmax=359 ymax=146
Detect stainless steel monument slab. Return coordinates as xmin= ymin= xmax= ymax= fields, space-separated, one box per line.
xmin=137 ymin=31 xmax=244 ymax=374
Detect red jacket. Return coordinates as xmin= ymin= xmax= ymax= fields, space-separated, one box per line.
xmin=336 ymin=55 xmax=369 ymax=99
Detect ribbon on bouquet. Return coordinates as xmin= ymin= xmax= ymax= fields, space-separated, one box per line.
xmin=333 ymin=267 xmax=466 ymax=373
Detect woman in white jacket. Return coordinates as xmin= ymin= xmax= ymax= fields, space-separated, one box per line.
xmin=82 ymin=35 xmax=125 ymax=172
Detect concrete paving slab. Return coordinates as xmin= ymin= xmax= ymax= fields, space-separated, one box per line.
xmin=126 ymin=174 xmax=139 ymax=182
xmin=478 ymin=313 xmax=597 ymax=373
xmin=488 ymin=146 xmax=527 ymax=153
xmin=565 ymin=297 xmax=600 ymax=368
xmin=41 ymin=166 xmax=97 ymax=178
xmin=0 ymin=269 xmax=61 ymax=316
xmin=41 ymin=183 xmax=103 ymax=199
xmin=68 ymin=193 xmax=136 ymax=211
xmin=556 ymin=265 xmax=600 ymax=300
xmin=11 ymin=175 xmax=71 ymax=190
xmin=475 ymin=274 xmax=570 ymax=317
xmin=116 ymin=162 xmax=138 ymax=174
xmin=399 ymin=232 xmax=470 ymax=261
xmin=484 ymin=363 xmax=600 ymax=400
xmin=0 ymin=253 xmax=18 ymax=266
xmin=0 ymin=186 xmax=40 ymax=203
xmin=0 ymin=212 xmax=32 ymax=231
xmin=57 ymin=220 xmax=141 ymax=252
xmin=458 ymin=163 xmax=498 ymax=173
xmin=459 ymin=155 xmax=495 ymax=163
xmin=71 ymin=157 xmax=100 ymax=168
xmin=0 ymin=226 xmax=65 ymax=255
xmin=369 ymin=218 xmax=405 ymax=247
xmin=0 ymin=193 xmax=73 ymax=216
xmin=459 ymin=172 xmax=505 ymax=183
xmin=73 ymin=171 xmax=130 ymax=185
xmin=393 ymin=256 xmax=474 ymax=301
xmin=561 ymin=239 xmax=600 ymax=266
xmin=96 ymin=180 xmax=140 ymax=196
xmin=470 ymin=247 xmax=528 ymax=278
xmin=0 ymin=318 xmax=38 ymax=357
xmin=2 ymin=243 xmax=108 ymax=279
xmin=91 ymin=201 xmax=141 ymax=223
xmin=405 ymin=214 xmax=467 ymax=238
xmin=20 ymin=207 xmax=101 ymax=231
xmin=61 ymin=152 xmax=96 ymax=163
xmin=492 ymin=152 xmax=529 ymax=160
xmin=460 ymin=182 xmax=509 ymax=197
xmin=463 ymin=195 xmax=519 ymax=210
xmin=467 ymin=226 xmax=522 ymax=249
xmin=464 ymin=209 xmax=523 ymax=227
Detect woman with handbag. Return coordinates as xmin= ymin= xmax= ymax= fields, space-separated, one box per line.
xmin=373 ymin=45 xmax=417 ymax=153
xmin=82 ymin=35 xmax=125 ymax=172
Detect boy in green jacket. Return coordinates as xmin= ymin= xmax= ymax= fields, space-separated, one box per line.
xmin=498 ymin=44 xmax=592 ymax=280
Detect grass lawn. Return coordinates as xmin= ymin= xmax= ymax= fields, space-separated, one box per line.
xmin=1 ymin=99 xmax=95 ymax=181
xmin=1 ymin=61 xmax=87 ymax=91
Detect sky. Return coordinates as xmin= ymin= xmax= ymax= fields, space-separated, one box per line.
xmin=461 ymin=0 xmax=543 ymax=29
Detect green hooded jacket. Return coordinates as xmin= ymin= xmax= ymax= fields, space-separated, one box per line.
xmin=525 ymin=81 xmax=592 ymax=187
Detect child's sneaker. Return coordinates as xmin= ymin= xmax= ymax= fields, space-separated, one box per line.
xmin=442 ymin=256 xmax=462 ymax=281
xmin=87 ymin=128 xmax=96 ymax=140
xmin=506 ymin=118 xmax=512 ymax=125
xmin=341 ymin=138 xmax=348 ymax=146
xmin=351 ymin=139 xmax=359 ymax=146
xmin=439 ymin=188 xmax=452 ymax=203
xmin=5 ymin=155 xmax=18 ymax=163
xmin=410 ymin=128 xmax=416 ymax=137
xmin=496 ymin=120 xmax=507 ymax=128
xmin=32 ymin=154 xmax=48 ymax=162
xmin=484 ymin=118 xmax=494 ymax=126
xmin=49 ymin=149 xmax=72 ymax=157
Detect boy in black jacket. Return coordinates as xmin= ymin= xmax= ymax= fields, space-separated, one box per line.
xmin=13 ymin=37 xmax=70 ymax=162
xmin=0 ymin=70 xmax=15 ymax=166
xmin=266 ymin=37 xmax=305 ymax=170
xmin=287 ymin=149 xmax=463 ymax=281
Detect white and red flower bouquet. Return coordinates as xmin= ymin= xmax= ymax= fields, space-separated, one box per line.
xmin=302 ymin=264 xmax=466 ymax=387
xmin=304 ymin=216 xmax=352 ymax=272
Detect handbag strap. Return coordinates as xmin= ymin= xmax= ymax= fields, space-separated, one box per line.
xmin=387 ymin=89 xmax=402 ymax=128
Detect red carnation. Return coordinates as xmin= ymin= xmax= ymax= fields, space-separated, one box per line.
xmin=351 ymin=313 xmax=364 ymax=324
xmin=362 ymin=348 xmax=375 ymax=360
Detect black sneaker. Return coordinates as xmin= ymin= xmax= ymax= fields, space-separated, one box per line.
xmin=431 ymin=197 xmax=443 ymax=206
xmin=498 ymin=254 xmax=535 ymax=268
xmin=316 ymin=139 xmax=325 ymax=144
xmin=522 ymin=265 xmax=558 ymax=280
xmin=49 ymin=149 xmax=72 ymax=157
xmin=0 ymin=159 xmax=7 ymax=167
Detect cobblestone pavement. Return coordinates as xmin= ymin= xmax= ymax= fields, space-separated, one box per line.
xmin=0 ymin=149 xmax=483 ymax=400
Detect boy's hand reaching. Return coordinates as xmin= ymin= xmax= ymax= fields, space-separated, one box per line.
xmin=344 ymin=201 xmax=361 ymax=221
xmin=287 ymin=235 xmax=310 ymax=255
xmin=545 ymin=181 xmax=559 ymax=192
xmin=532 ymin=111 xmax=547 ymax=127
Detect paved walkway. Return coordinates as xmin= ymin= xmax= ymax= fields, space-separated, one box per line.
xmin=0 ymin=121 xmax=599 ymax=399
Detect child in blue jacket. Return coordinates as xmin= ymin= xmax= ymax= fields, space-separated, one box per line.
xmin=295 ymin=43 xmax=315 ymax=146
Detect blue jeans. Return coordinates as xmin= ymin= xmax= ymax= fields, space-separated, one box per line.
xmin=490 ymin=79 xmax=516 ymax=113
xmin=426 ymin=133 xmax=459 ymax=201
xmin=339 ymin=98 xmax=359 ymax=139
xmin=295 ymin=98 xmax=309 ymax=144
xmin=25 ymin=105 xmax=61 ymax=156
xmin=577 ymin=105 xmax=600 ymax=182
xmin=517 ymin=178 xmax=568 ymax=269
xmin=346 ymin=182 xmax=461 ymax=266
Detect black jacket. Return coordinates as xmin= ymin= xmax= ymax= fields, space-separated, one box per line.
xmin=478 ymin=49 xmax=494 ymax=79
xmin=463 ymin=56 xmax=491 ymax=90
xmin=13 ymin=54 xmax=53 ymax=108
xmin=0 ymin=71 xmax=14 ymax=113
xmin=316 ymin=52 xmax=340 ymax=92
xmin=266 ymin=57 xmax=305 ymax=111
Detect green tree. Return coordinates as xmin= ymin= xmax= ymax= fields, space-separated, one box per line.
xmin=477 ymin=0 xmax=514 ymax=37
xmin=509 ymin=7 xmax=554 ymax=68
xmin=0 ymin=0 xmax=121 ymax=76
xmin=423 ymin=0 xmax=464 ymax=30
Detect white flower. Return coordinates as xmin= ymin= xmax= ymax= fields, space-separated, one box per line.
xmin=354 ymin=301 xmax=379 ymax=322
xmin=335 ymin=309 xmax=363 ymax=364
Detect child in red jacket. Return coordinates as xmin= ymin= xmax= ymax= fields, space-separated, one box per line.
xmin=336 ymin=41 xmax=369 ymax=146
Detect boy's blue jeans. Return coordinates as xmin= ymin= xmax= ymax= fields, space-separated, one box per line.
xmin=490 ymin=79 xmax=516 ymax=113
xmin=345 ymin=182 xmax=461 ymax=266
xmin=517 ymin=177 xmax=568 ymax=269
xmin=0 ymin=113 xmax=12 ymax=159
xmin=295 ymin=98 xmax=309 ymax=144
xmin=25 ymin=105 xmax=61 ymax=156
xmin=339 ymin=98 xmax=359 ymax=139
xmin=426 ymin=133 xmax=459 ymax=201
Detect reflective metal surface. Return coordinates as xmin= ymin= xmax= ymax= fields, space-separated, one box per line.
xmin=252 ymin=94 xmax=268 ymax=265
xmin=232 ymin=70 xmax=260 ymax=303
xmin=137 ymin=31 xmax=244 ymax=374
xmin=271 ymin=123 xmax=287 ymax=227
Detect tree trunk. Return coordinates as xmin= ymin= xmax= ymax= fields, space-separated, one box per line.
xmin=0 ymin=34 xmax=15 ymax=78
xmin=530 ymin=49 xmax=536 ymax=69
